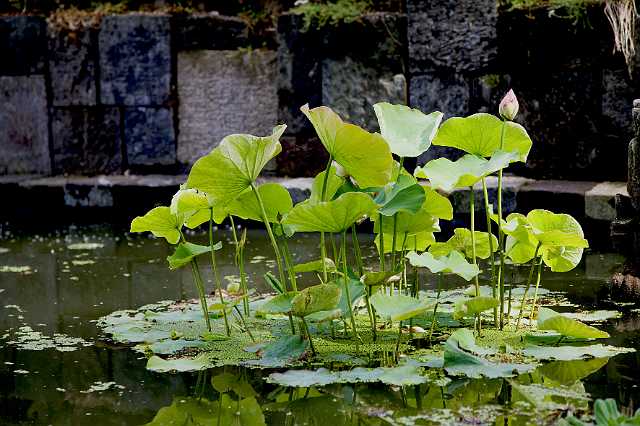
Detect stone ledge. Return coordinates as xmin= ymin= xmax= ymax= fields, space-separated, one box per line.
xmin=0 ymin=174 xmax=626 ymax=226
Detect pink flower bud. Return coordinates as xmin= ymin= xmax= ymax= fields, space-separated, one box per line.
xmin=499 ymin=89 xmax=519 ymax=121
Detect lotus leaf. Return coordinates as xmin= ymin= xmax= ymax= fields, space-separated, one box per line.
xmin=370 ymin=292 xmax=432 ymax=322
xmin=130 ymin=206 xmax=181 ymax=244
xmin=407 ymin=250 xmax=480 ymax=281
xmin=373 ymin=102 xmax=443 ymax=157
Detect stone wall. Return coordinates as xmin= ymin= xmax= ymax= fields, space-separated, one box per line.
xmin=0 ymin=4 xmax=637 ymax=181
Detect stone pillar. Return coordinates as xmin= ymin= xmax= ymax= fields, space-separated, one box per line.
xmin=628 ymin=100 xmax=640 ymax=211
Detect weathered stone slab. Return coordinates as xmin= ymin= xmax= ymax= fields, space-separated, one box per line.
xmin=450 ymin=176 xmax=532 ymax=215
xmin=276 ymin=13 xmax=323 ymax=135
xmin=275 ymin=135 xmax=329 ymax=177
xmin=124 ymin=107 xmax=176 ymax=167
xmin=177 ymin=49 xmax=278 ymax=165
xmin=173 ymin=14 xmax=248 ymax=50
xmin=322 ymin=58 xmax=405 ymax=130
xmin=51 ymin=107 xmax=122 ymax=175
xmin=0 ymin=16 xmax=46 ymax=75
xmin=602 ymin=68 xmax=634 ymax=138
xmin=47 ymin=23 xmax=97 ymax=106
xmin=585 ymin=181 xmax=628 ymax=221
xmin=0 ymin=76 xmax=50 ymax=174
xmin=407 ymin=0 xmax=497 ymax=73
xmin=628 ymin=137 xmax=640 ymax=210
xmin=99 ymin=15 xmax=171 ymax=106
xmin=518 ymin=179 xmax=597 ymax=219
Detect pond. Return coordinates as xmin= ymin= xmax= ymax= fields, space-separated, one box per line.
xmin=0 ymin=226 xmax=638 ymax=425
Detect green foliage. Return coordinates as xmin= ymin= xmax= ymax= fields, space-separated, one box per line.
xmin=291 ymin=284 xmax=342 ymax=317
xmin=167 ymin=242 xmax=219 ymax=270
xmin=537 ymin=307 xmax=610 ymax=339
xmin=453 ymin=296 xmax=500 ymax=320
xmin=407 ymin=250 xmax=480 ymax=281
xmin=226 ymin=183 xmax=293 ymax=223
xmin=375 ymin=174 xmax=426 ymax=216
xmin=370 ymin=292 xmax=432 ymax=322
xmin=291 ymin=0 xmax=372 ymax=31
xmin=130 ymin=206 xmax=181 ymax=244
xmin=429 ymin=228 xmax=498 ymax=260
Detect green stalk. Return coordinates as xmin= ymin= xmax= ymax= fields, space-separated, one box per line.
xmin=379 ymin=214 xmax=385 ymax=272
xmin=301 ymin=316 xmax=316 ymax=356
xmin=352 ymin=224 xmax=375 ymax=339
xmin=342 ymin=230 xmax=361 ymax=346
xmin=250 ymin=182 xmax=295 ymax=334
xmin=190 ymin=259 xmax=212 ymax=332
xmin=481 ymin=178 xmax=498 ymax=326
xmin=390 ymin=157 xmax=404 ymax=270
xmin=469 ymin=186 xmax=481 ymax=334
xmin=233 ymin=305 xmax=255 ymax=342
xmin=279 ymin=229 xmax=298 ymax=292
xmin=395 ymin=320 xmax=402 ymax=363
xmin=516 ymin=244 xmax=541 ymax=329
xmin=497 ymin=119 xmax=507 ymax=329
xmin=319 ymin=155 xmax=334 ymax=283
xmin=209 ymin=212 xmax=230 ymax=336
xmin=529 ymin=255 xmax=545 ymax=321
xmin=428 ymin=273 xmax=443 ymax=341
xmin=229 ymin=216 xmax=249 ymax=316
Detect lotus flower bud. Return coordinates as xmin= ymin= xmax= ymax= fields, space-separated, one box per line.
xmin=499 ymin=89 xmax=519 ymax=121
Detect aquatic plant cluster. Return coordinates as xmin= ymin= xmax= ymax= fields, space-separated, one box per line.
xmin=113 ymin=92 xmax=634 ymax=421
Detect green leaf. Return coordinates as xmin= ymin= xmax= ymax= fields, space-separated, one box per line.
xmin=429 ymin=228 xmax=498 ymax=260
xmin=375 ymin=175 xmax=427 ymax=216
xmin=171 ymin=188 xmax=228 ymax=229
xmin=310 ymin=166 xmax=345 ymax=203
xmin=266 ymin=363 xmax=429 ymax=387
xmin=414 ymin=151 xmax=517 ymax=192
xmin=502 ymin=213 xmax=538 ymax=264
xmin=147 ymin=354 xmax=211 ymax=372
xmin=527 ymin=210 xmax=589 ymax=248
xmin=375 ymin=230 xmax=435 ymax=254
xmin=130 ymin=206 xmax=181 ymax=244
xmin=374 ymin=208 xmax=440 ymax=235
xmin=432 ymin=113 xmax=532 ymax=161
xmin=336 ymin=278 xmax=366 ymax=317
xmin=443 ymin=333 xmax=535 ymax=378
xmin=448 ymin=329 xmax=497 ymax=356
xmin=186 ymin=125 xmax=285 ymax=204
xmin=291 ymin=284 xmax=342 ymax=317
xmin=453 ymin=296 xmax=500 ymax=320
xmin=255 ymin=293 xmax=297 ymax=316
xmin=305 ymin=308 xmax=342 ymax=323
xmin=361 ymin=270 xmax=400 ymax=286
xmin=264 ymin=271 xmax=285 ymax=294
xmin=245 ymin=335 xmax=309 ymax=368
xmin=537 ymin=307 xmax=610 ymax=339
xmin=407 ymin=250 xmax=480 ymax=281
xmin=373 ymin=102 xmax=443 ymax=158
xmin=423 ymin=186 xmax=453 ymax=220
xmin=370 ymin=292 xmax=432 ymax=322
xmin=282 ymin=192 xmax=377 ymax=233
xmin=302 ymin=104 xmax=393 ymax=187
xmin=226 ymin=183 xmax=293 ymax=223
xmin=292 ymin=258 xmax=336 ymax=273
xmin=538 ymin=357 xmax=609 ymax=385
xmin=166 ymin=242 xmax=219 ymax=270
xmin=212 ymin=373 xmax=257 ymax=398
xmin=523 ymin=344 xmax=634 ymax=361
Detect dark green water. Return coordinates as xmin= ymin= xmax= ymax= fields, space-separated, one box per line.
xmin=0 ymin=226 xmax=638 ymax=425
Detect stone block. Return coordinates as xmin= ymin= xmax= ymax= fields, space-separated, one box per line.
xmin=99 ymin=15 xmax=171 ymax=106
xmin=0 ymin=76 xmax=50 ymax=174
xmin=322 ymin=58 xmax=405 ymax=130
xmin=585 ymin=181 xmax=628 ymax=221
xmin=518 ymin=180 xmax=596 ymax=219
xmin=177 ymin=49 xmax=278 ymax=165
xmin=276 ymin=13 xmax=323 ymax=135
xmin=51 ymin=107 xmax=122 ymax=175
xmin=602 ymin=68 xmax=634 ymax=138
xmin=124 ymin=107 xmax=176 ymax=167
xmin=47 ymin=23 xmax=97 ymax=106
xmin=450 ymin=176 xmax=532 ymax=215
xmin=629 ymin=138 xmax=640 ymax=210
xmin=173 ymin=14 xmax=248 ymax=50
xmin=407 ymin=0 xmax=497 ymax=73
xmin=0 ymin=16 xmax=46 ymax=75
xmin=411 ymin=72 xmax=469 ymax=165
xmin=275 ymin=135 xmax=329 ymax=177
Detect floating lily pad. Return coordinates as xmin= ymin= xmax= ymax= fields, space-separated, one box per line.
xmin=537 ymin=308 xmax=609 ymax=339
xmin=523 ymin=344 xmax=634 ymax=361
xmin=370 ymin=292 xmax=432 ymax=322
xmin=407 ymin=250 xmax=480 ymax=281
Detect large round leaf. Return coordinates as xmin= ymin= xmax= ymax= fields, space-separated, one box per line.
xmin=407 ymin=250 xmax=480 ymax=281
xmin=291 ymin=284 xmax=342 ymax=317
xmin=186 ymin=125 xmax=285 ymax=204
xmin=429 ymin=228 xmax=498 ymax=260
xmin=414 ymin=151 xmax=517 ymax=192
xmin=171 ymin=188 xmax=227 ymax=228
xmin=453 ymin=296 xmax=500 ymax=320
xmin=375 ymin=230 xmax=435 ymax=254
xmin=302 ymin=105 xmax=393 ymax=187
xmin=167 ymin=242 xmax=220 ymax=270
xmin=373 ymin=209 xmax=440 ymax=235
xmin=375 ymin=174 xmax=426 ymax=217
xmin=537 ymin=307 xmax=609 ymax=339
xmin=130 ymin=206 xmax=181 ymax=244
xmin=370 ymin=292 xmax=432 ymax=322
xmin=432 ymin=113 xmax=532 ymax=161
xmin=310 ymin=166 xmax=344 ymax=203
xmin=282 ymin=192 xmax=377 ymax=233
xmin=423 ymin=186 xmax=453 ymax=220
xmin=226 ymin=183 xmax=293 ymax=223
xmin=527 ymin=209 xmax=588 ymax=248
xmin=373 ymin=102 xmax=443 ymax=158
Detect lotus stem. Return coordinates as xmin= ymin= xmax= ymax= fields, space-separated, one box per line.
xmin=395 ymin=321 xmax=402 ymax=363
xmin=233 ymin=305 xmax=255 ymax=342
xmin=342 ymin=230 xmax=361 ymax=346
xmin=469 ymin=185 xmax=482 ymax=334
xmin=529 ymin=255 xmax=545 ymax=321
xmin=428 ymin=272 xmax=443 ymax=341
xmin=390 ymin=157 xmax=404 ymax=270
xmin=351 ymin=224 xmax=364 ymax=276
xmin=190 ymin=259 xmax=212 ymax=332
xmin=229 ymin=216 xmax=249 ymax=316
xmin=279 ymin=228 xmax=298 ymax=292
xmin=516 ymin=244 xmax=542 ymax=329
xmin=301 ymin=316 xmax=316 ymax=356
xmin=209 ymin=213 xmax=230 ymax=336
xmin=497 ymin=119 xmax=507 ymax=329
xmin=481 ymin=178 xmax=498 ymax=326
xmin=319 ymin=155 xmax=334 ymax=283
xmin=379 ymin=214 xmax=386 ymax=273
